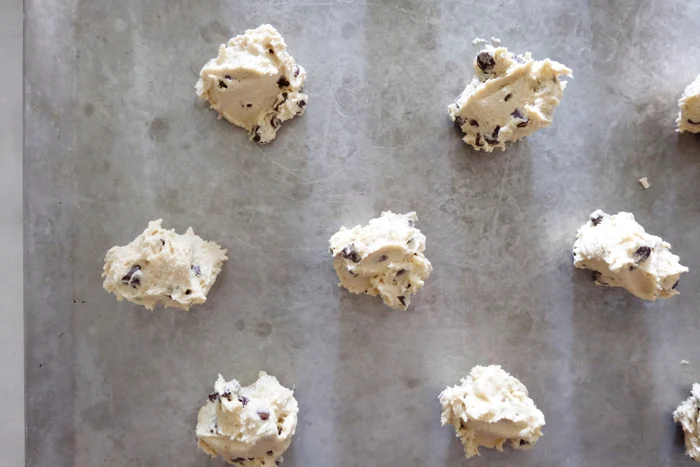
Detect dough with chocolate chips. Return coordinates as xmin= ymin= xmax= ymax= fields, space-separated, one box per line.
xmin=677 ymin=74 xmax=700 ymax=133
xmin=196 ymin=372 xmax=298 ymax=466
xmin=674 ymin=383 xmax=700 ymax=463
xmin=572 ymin=210 xmax=688 ymax=300
xmin=448 ymin=45 xmax=572 ymax=152
xmin=439 ymin=365 xmax=546 ymax=459
xmin=102 ymin=219 xmax=227 ymax=310
xmin=196 ymin=24 xmax=307 ymax=143
xmin=329 ymin=211 xmax=432 ymax=310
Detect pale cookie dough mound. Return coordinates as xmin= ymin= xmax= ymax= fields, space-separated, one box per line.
xmin=674 ymin=383 xmax=700 ymax=462
xmin=439 ymin=365 xmax=545 ymax=459
xmin=573 ymin=210 xmax=688 ymax=300
xmin=677 ymin=75 xmax=700 ymax=133
xmin=329 ymin=211 xmax=432 ymax=310
xmin=448 ymin=45 xmax=572 ymax=152
xmin=196 ymin=372 xmax=299 ymax=466
xmin=102 ymin=220 xmax=227 ymax=310
xmin=196 ymin=24 xmax=307 ymax=143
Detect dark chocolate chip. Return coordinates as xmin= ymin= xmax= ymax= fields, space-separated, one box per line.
xmin=672 ymin=279 xmax=680 ymax=289
xmin=269 ymin=48 xmax=274 ymax=54
xmin=121 ymin=265 xmax=141 ymax=285
xmin=185 ymin=289 xmax=191 ymax=295
xmin=208 ymin=392 xmax=219 ymax=402
xmin=377 ymin=255 xmax=388 ymax=262
xmin=218 ymin=80 xmax=227 ymax=89
xmin=476 ymin=51 xmax=495 ymax=72
xmin=590 ymin=214 xmax=604 ymax=226
xmin=238 ymin=396 xmax=249 ymax=406
xmin=340 ymin=245 xmax=361 ymax=263
xmin=504 ymin=93 xmax=512 ymax=102
xmin=634 ymin=246 xmax=652 ymax=263
xmin=454 ymin=116 xmax=465 ymax=127
xmin=161 ymin=239 xmax=165 ymax=246
xmin=252 ymin=125 xmax=261 ymax=143
xmin=475 ymin=133 xmax=483 ymax=146
xmin=246 ymin=103 xmax=252 ymax=108
xmin=267 ymin=451 xmax=274 ymax=456
xmin=278 ymin=426 xmax=283 ymax=435
xmin=232 ymin=459 xmax=245 ymax=464
xmin=517 ymin=119 xmax=529 ymax=128
xmin=484 ymin=125 xmax=500 ymax=145
xmin=277 ymin=76 xmax=290 ymax=88
xmin=519 ymin=439 xmax=529 ymax=446
xmin=210 ymin=429 xmax=214 ymax=433
xmin=407 ymin=284 xmax=411 ymax=288
xmin=396 ymin=269 xmax=406 ymax=276
xmin=592 ymin=271 xmax=604 ymax=284
xmin=511 ymin=109 xmax=524 ymax=119
xmin=258 ymin=409 xmax=270 ymax=420
xmin=408 ymin=219 xmax=415 ymax=227
xmin=271 ymin=117 xmax=281 ymax=128
xmin=294 ymin=65 xmax=300 ymax=77
xmin=629 ymin=265 xmax=636 ymax=271
xmin=469 ymin=119 xmax=479 ymax=127
xmin=191 ymin=265 xmax=201 ymax=276
xmin=398 ymin=296 xmax=406 ymax=307
xmin=225 ymin=75 xmax=232 ymax=80
xmin=298 ymin=100 xmax=306 ymax=108
xmin=221 ymin=388 xmax=232 ymax=399
xmin=511 ymin=109 xmax=530 ymax=127
xmin=273 ymin=93 xmax=288 ymax=111
xmin=687 ymin=119 xmax=700 ymax=125
xmin=166 ymin=294 xmax=172 ymax=299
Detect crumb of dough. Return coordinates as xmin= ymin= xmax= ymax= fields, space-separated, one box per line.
xmin=638 ymin=177 xmax=650 ymax=189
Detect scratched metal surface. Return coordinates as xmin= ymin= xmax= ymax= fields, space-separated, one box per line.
xmin=25 ymin=1 xmax=700 ymax=466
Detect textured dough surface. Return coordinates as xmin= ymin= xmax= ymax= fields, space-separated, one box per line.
xmin=439 ymin=365 xmax=545 ymax=458
xmin=677 ymin=75 xmax=700 ymax=133
xmin=329 ymin=211 xmax=432 ymax=310
xmin=102 ymin=219 xmax=227 ymax=310
xmin=196 ymin=372 xmax=298 ymax=466
xmin=448 ymin=45 xmax=572 ymax=152
xmin=573 ymin=210 xmax=688 ymax=300
xmin=673 ymin=383 xmax=700 ymax=462
xmin=196 ymin=24 xmax=307 ymax=143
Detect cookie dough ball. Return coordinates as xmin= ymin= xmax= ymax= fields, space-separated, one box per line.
xmin=196 ymin=372 xmax=299 ymax=466
xmin=448 ymin=45 xmax=572 ymax=152
xmin=329 ymin=211 xmax=432 ymax=310
xmin=196 ymin=24 xmax=307 ymax=143
xmin=674 ymin=383 xmax=700 ymax=463
xmin=677 ymin=75 xmax=700 ymax=133
xmin=572 ymin=210 xmax=688 ymax=300
xmin=102 ymin=219 xmax=227 ymax=310
xmin=439 ymin=365 xmax=545 ymax=459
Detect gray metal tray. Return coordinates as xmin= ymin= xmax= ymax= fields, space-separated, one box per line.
xmin=25 ymin=1 xmax=700 ymax=466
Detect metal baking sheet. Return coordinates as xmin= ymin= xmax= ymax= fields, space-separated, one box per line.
xmin=25 ymin=1 xmax=700 ymax=466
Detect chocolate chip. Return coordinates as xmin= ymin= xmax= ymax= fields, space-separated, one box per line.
xmin=634 ymin=246 xmax=651 ymax=263
xmin=396 ymin=269 xmax=406 ymax=276
xmin=252 ymin=125 xmax=261 ymax=142
xmin=121 ymin=265 xmax=141 ymax=286
xmin=218 ymin=80 xmax=227 ymax=89
xmin=688 ymin=119 xmax=700 ymax=125
xmin=408 ymin=219 xmax=415 ymax=227
xmin=511 ymin=109 xmax=530 ymax=127
xmin=271 ymin=117 xmax=281 ymax=128
xmin=185 ymin=289 xmax=191 ymax=295
xmin=221 ymin=388 xmax=232 ymax=399
xmin=592 ymin=271 xmax=604 ymax=284
xmin=398 ymin=296 xmax=406 ymax=307
xmin=209 ymin=429 xmax=214 ymax=433
xmin=294 ymin=65 xmax=300 ymax=77
xmin=517 ymin=119 xmax=529 ymax=128
xmin=191 ymin=265 xmax=201 ymax=276
xmin=407 ymin=284 xmax=411 ymax=288
xmin=454 ymin=116 xmax=465 ymax=127
xmin=225 ymin=75 xmax=232 ymax=80
xmin=475 ymin=133 xmax=483 ymax=146
xmin=298 ymin=100 xmax=306 ymax=108
xmin=476 ymin=51 xmax=495 ymax=72
xmin=629 ymin=265 xmax=636 ymax=271
xmin=208 ymin=392 xmax=219 ymax=402
xmin=269 ymin=48 xmax=274 ymax=54
xmin=246 ymin=103 xmax=252 ymax=108
xmin=277 ymin=76 xmax=290 ymax=88
xmin=161 ymin=239 xmax=165 ymax=246
xmin=377 ymin=255 xmax=388 ymax=262
xmin=258 ymin=409 xmax=270 ymax=420
xmin=484 ymin=126 xmax=500 ymax=145
xmin=504 ymin=93 xmax=512 ymax=102
xmin=267 ymin=451 xmax=274 ymax=456
xmin=278 ymin=426 xmax=283 ymax=435
xmin=238 ymin=396 xmax=249 ymax=406
xmin=340 ymin=245 xmax=361 ymax=263
xmin=511 ymin=109 xmax=524 ymax=119
xmin=469 ymin=119 xmax=479 ymax=127
xmin=519 ymin=439 xmax=529 ymax=446
xmin=673 ymin=279 xmax=680 ymax=289
xmin=590 ymin=214 xmax=604 ymax=226
xmin=273 ymin=93 xmax=288 ymax=111
xmin=232 ymin=459 xmax=245 ymax=464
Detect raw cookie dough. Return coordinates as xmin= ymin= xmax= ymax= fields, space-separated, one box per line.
xmin=439 ymin=365 xmax=545 ymax=459
xmin=572 ymin=210 xmax=688 ymax=300
xmin=448 ymin=45 xmax=572 ymax=152
xmin=196 ymin=372 xmax=299 ymax=466
xmin=196 ymin=24 xmax=307 ymax=143
xmin=102 ymin=219 xmax=227 ymax=310
xmin=677 ymin=75 xmax=700 ymax=133
xmin=673 ymin=383 xmax=700 ymax=462
xmin=329 ymin=211 xmax=432 ymax=310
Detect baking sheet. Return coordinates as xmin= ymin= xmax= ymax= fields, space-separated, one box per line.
xmin=25 ymin=1 xmax=700 ymax=466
